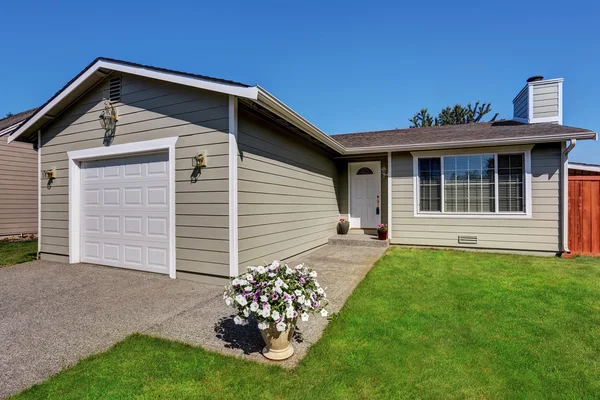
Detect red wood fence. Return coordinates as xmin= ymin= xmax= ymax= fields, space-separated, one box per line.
xmin=569 ymin=176 xmax=600 ymax=255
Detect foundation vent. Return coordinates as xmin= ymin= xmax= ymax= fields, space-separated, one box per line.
xmin=109 ymin=77 xmax=122 ymax=102
xmin=458 ymin=235 xmax=478 ymax=245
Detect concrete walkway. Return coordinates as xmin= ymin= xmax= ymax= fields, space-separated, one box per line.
xmin=0 ymin=245 xmax=385 ymax=398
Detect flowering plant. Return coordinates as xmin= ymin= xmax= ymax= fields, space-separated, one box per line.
xmin=339 ymin=218 xmax=347 ymax=223
xmin=377 ymin=223 xmax=388 ymax=232
xmin=223 ymin=261 xmax=329 ymax=332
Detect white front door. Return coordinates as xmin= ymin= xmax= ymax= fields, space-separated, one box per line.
xmin=80 ymin=152 xmax=170 ymax=274
xmin=349 ymin=162 xmax=381 ymax=229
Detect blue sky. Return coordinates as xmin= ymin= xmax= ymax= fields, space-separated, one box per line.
xmin=1 ymin=0 xmax=598 ymax=162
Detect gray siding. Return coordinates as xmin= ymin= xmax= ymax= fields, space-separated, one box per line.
xmin=390 ymin=143 xmax=561 ymax=253
xmin=237 ymin=107 xmax=339 ymax=268
xmin=0 ymin=134 xmax=38 ymax=236
xmin=39 ymin=73 xmax=231 ymax=279
xmin=337 ymin=155 xmax=388 ymax=227
xmin=513 ymin=88 xmax=528 ymax=120
xmin=532 ymin=83 xmax=559 ymax=119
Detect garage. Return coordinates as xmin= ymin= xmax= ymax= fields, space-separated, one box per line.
xmin=79 ymin=152 xmax=171 ymax=274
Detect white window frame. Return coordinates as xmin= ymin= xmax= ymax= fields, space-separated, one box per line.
xmin=67 ymin=137 xmax=178 ymax=278
xmin=411 ymin=145 xmax=533 ymax=219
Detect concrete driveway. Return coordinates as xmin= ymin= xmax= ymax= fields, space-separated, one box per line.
xmin=0 ymin=261 xmax=221 ymax=398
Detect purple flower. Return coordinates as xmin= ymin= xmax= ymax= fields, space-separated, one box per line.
xmin=272 ymin=292 xmax=279 ymax=301
xmin=290 ymin=294 xmax=296 ymax=301
xmin=283 ymin=294 xmax=290 ymax=301
xmin=293 ymin=311 xmax=298 ymax=318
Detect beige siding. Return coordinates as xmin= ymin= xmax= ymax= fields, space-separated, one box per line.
xmin=513 ymin=89 xmax=528 ymax=120
xmin=39 ymin=73 xmax=231 ymax=279
xmin=532 ymin=83 xmax=559 ymax=119
xmin=390 ymin=143 xmax=561 ymax=253
xmin=0 ymin=134 xmax=38 ymax=236
xmin=337 ymin=155 xmax=388 ymax=227
xmin=237 ymin=107 xmax=339 ymax=267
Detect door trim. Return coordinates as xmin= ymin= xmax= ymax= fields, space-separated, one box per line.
xmin=348 ymin=161 xmax=381 ymax=229
xmin=67 ymin=137 xmax=178 ymax=279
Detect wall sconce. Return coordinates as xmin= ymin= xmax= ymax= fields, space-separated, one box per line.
xmin=192 ymin=151 xmax=207 ymax=167
xmin=99 ymin=100 xmax=118 ymax=131
xmin=381 ymin=166 xmax=388 ymax=177
xmin=43 ymin=168 xmax=56 ymax=180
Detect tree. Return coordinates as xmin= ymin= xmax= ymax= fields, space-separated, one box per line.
xmin=409 ymin=108 xmax=435 ymax=128
xmin=5 ymin=112 xmax=13 ymax=118
xmin=409 ymin=101 xmax=499 ymax=128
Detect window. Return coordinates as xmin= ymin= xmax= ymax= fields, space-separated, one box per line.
xmin=416 ymin=152 xmax=528 ymax=215
xmin=356 ymin=167 xmax=374 ymax=175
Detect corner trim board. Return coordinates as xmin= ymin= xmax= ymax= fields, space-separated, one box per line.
xmin=67 ymin=136 xmax=179 ymax=278
xmin=228 ymin=95 xmax=239 ymax=277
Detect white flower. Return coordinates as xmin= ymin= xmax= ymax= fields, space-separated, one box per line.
xmin=298 ymin=295 xmax=306 ymax=304
xmin=268 ymin=272 xmax=276 ymax=278
xmin=294 ymin=290 xmax=302 ymax=296
xmin=234 ymin=315 xmax=245 ymax=325
xmin=295 ymin=264 xmax=303 ymax=270
xmin=274 ymin=286 xmax=283 ymax=294
xmin=243 ymin=308 xmax=250 ymax=317
xmin=275 ymin=278 xmax=284 ymax=287
xmin=301 ymin=312 xmax=309 ymax=322
xmin=238 ymin=279 xmax=248 ymax=286
xmin=258 ymin=321 xmax=269 ymax=330
xmin=260 ymin=295 xmax=268 ymax=303
xmin=245 ymin=286 xmax=253 ymax=293
xmin=285 ymin=266 xmax=294 ymax=275
xmin=317 ymin=287 xmax=324 ymax=295
xmin=305 ymin=300 xmax=311 ymax=307
xmin=231 ymin=278 xmax=239 ymax=286
xmin=271 ymin=260 xmax=280 ymax=269
xmin=271 ymin=310 xmax=280 ymax=321
xmin=247 ymin=266 xmax=255 ymax=272
xmin=286 ymin=307 xmax=295 ymax=319
xmin=315 ymin=282 xmax=320 ymax=288
xmin=250 ymin=301 xmax=259 ymax=312
xmin=309 ymin=271 xmax=317 ymax=278
xmin=235 ymin=295 xmax=248 ymax=307
xmin=245 ymin=273 xmax=253 ymax=281
xmin=256 ymin=265 xmax=266 ymax=274
xmin=320 ymin=309 xmax=328 ymax=317
xmin=276 ymin=321 xmax=287 ymax=332
xmin=225 ymin=297 xmax=233 ymax=306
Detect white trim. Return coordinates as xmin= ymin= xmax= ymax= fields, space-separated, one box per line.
xmin=348 ymin=161 xmax=382 ymax=229
xmin=557 ymin=80 xmax=563 ymax=125
xmin=528 ymin=77 xmax=564 ymax=86
xmin=527 ymin=84 xmax=534 ymax=123
xmin=0 ymin=121 xmax=25 ymax=137
xmin=228 ymin=96 xmax=239 ymax=277
xmin=387 ymin=152 xmax=392 ymax=239
xmin=8 ymin=59 xmax=258 ymax=144
xmin=37 ymin=131 xmax=41 ymax=255
xmin=412 ymin=146 xmax=533 ymax=219
xmin=67 ymin=137 xmax=178 ymax=278
xmin=529 ymin=116 xmax=564 ymax=124
xmin=569 ymin=162 xmax=600 ymax=173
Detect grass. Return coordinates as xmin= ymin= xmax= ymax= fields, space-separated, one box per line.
xmin=12 ymin=248 xmax=600 ymax=399
xmin=0 ymin=240 xmax=37 ymax=267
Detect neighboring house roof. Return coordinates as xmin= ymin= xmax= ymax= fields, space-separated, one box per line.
xmin=6 ymin=57 xmax=597 ymax=154
xmin=569 ymin=162 xmax=600 ymax=173
xmin=333 ymin=121 xmax=597 ymax=153
xmin=0 ymin=108 xmax=38 ymax=137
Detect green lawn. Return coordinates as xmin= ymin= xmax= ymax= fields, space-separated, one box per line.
xmin=12 ymin=248 xmax=600 ymax=399
xmin=0 ymin=240 xmax=37 ymax=267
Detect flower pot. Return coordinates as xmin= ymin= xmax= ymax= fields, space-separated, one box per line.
xmin=377 ymin=230 xmax=388 ymax=240
xmin=338 ymin=221 xmax=350 ymax=235
xmin=260 ymin=320 xmax=296 ymax=361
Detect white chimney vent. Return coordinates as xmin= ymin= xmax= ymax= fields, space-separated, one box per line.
xmin=512 ymin=76 xmax=563 ymax=125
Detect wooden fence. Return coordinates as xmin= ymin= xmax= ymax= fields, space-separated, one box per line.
xmin=569 ymin=176 xmax=600 ymax=255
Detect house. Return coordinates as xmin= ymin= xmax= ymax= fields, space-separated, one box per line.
xmin=0 ymin=109 xmax=38 ymax=238
xmin=7 ymin=58 xmax=597 ymax=284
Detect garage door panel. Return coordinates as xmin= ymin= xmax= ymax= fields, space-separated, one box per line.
xmin=80 ymin=152 xmax=170 ymax=275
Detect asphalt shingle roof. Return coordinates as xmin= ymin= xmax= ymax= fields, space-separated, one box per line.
xmin=331 ymin=121 xmax=595 ymax=149
xmin=0 ymin=108 xmax=38 ymax=132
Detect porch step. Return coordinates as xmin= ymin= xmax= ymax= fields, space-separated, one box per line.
xmin=328 ymin=233 xmax=389 ymax=248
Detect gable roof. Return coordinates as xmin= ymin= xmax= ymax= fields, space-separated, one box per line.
xmin=333 ymin=121 xmax=597 ymax=153
xmin=0 ymin=108 xmax=38 ymax=137
xmin=6 ymin=57 xmax=596 ymax=155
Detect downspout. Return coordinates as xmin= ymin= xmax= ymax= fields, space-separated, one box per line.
xmin=561 ymin=139 xmax=576 ymax=254
xmin=37 ymin=130 xmax=42 ymax=259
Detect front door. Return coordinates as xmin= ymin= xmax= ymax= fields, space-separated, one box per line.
xmin=349 ymin=162 xmax=381 ymax=229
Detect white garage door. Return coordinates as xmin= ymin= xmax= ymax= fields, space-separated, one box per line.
xmin=80 ymin=152 xmax=170 ymax=274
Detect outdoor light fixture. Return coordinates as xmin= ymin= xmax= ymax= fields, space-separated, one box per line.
xmin=99 ymin=100 xmax=118 ymax=131
xmin=43 ymin=168 xmax=56 ymax=180
xmin=192 ymin=151 xmax=207 ymax=167
xmin=381 ymin=166 xmax=388 ymax=177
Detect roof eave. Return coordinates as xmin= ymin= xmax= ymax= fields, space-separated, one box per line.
xmin=8 ymin=59 xmax=260 ymax=144
xmin=342 ymin=131 xmax=598 ymax=154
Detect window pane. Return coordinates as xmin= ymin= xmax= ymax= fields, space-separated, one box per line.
xmin=418 ymin=158 xmax=441 ymax=212
xmin=444 ymin=154 xmax=494 ymax=213
xmin=498 ymin=154 xmax=525 ymax=212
